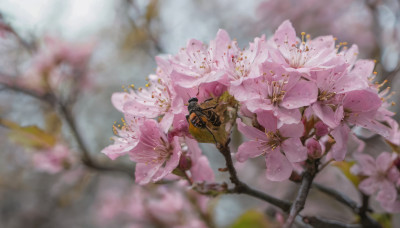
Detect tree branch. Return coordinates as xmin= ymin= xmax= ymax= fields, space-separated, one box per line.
xmin=302 ymin=216 xmax=362 ymax=228
xmin=313 ymin=182 xmax=360 ymax=213
xmin=358 ymin=194 xmax=381 ymax=228
xmin=58 ymin=102 xmax=134 ymax=178
xmin=283 ymin=160 xmax=318 ymax=228
xmin=217 ymin=140 xmax=291 ymax=212
xmin=0 ymin=80 xmax=134 ymax=178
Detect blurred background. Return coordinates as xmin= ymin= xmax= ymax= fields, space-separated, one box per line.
xmin=0 ymin=0 xmax=399 ymax=227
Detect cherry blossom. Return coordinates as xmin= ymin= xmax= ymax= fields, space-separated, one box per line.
xmin=236 ymin=111 xmax=307 ymax=181
xmin=351 ymin=152 xmax=400 ymax=212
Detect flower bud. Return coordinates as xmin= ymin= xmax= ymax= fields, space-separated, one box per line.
xmin=178 ymin=154 xmax=192 ymax=171
xmin=315 ymin=121 xmax=329 ymax=137
xmin=394 ymin=156 xmax=400 ymax=171
xmin=306 ymin=138 xmax=322 ymax=159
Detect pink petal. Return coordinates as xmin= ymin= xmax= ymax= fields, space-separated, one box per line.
xmin=309 ymin=35 xmax=335 ymax=51
xmin=111 ymin=92 xmax=129 ymax=112
xmin=376 ymin=180 xmax=397 ymax=204
xmin=265 ymin=151 xmax=293 ymax=181
xmin=351 ymin=60 xmax=375 ymax=80
xmin=123 ymin=100 xmax=161 ymax=118
xmin=191 ymin=156 xmax=215 ymax=182
xmin=236 ymin=141 xmax=265 ymax=162
xmin=376 ymin=152 xmax=393 ymax=173
xmin=343 ymin=44 xmax=359 ymax=65
xmin=159 ymin=112 xmax=174 ymax=133
xmin=135 ymin=162 xmax=163 ymax=185
xmin=157 ymin=136 xmax=182 ymax=180
xmin=281 ymin=138 xmax=307 ymax=162
xmin=279 ymin=122 xmax=304 ymax=138
xmin=343 ymin=90 xmax=381 ymax=113
xmin=236 ymin=118 xmax=267 ymax=140
xmin=245 ymin=98 xmax=272 ymax=112
xmin=348 ymin=113 xmax=391 ymax=138
xmin=274 ymin=107 xmax=301 ymax=124
xmin=281 ymin=80 xmax=318 ymax=109
xmin=101 ymin=142 xmax=135 ymax=160
xmin=353 ymin=154 xmax=376 ymax=176
xmin=273 ymin=20 xmax=296 ymax=47
xmin=311 ymin=102 xmax=342 ymax=128
xmin=256 ymin=110 xmax=278 ymax=132
xmin=359 ymin=177 xmax=379 ymax=195
xmin=330 ymin=124 xmax=350 ymax=161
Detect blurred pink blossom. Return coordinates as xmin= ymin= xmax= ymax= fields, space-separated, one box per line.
xmin=32 ymin=144 xmax=75 ymax=174
xmin=351 ymin=152 xmax=400 ymax=212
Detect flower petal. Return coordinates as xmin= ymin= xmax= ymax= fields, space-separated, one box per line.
xmin=281 ymin=138 xmax=307 ymax=162
xmin=358 ymin=177 xmax=379 ymax=195
xmin=265 ymin=151 xmax=293 ymax=181
xmin=281 ymin=80 xmax=318 ymax=109
xmin=330 ymin=124 xmax=350 ymax=161
xmin=236 ymin=141 xmax=265 ymax=162
xmin=236 ymin=118 xmax=267 ymax=140
xmin=273 ymin=20 xmax=296 ymax=47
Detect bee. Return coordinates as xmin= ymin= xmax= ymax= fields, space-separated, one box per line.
xmin=186 ymin=97 xmax=221 ymax=143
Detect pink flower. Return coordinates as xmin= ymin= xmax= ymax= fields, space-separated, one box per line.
xmin=112 ymin=74 xmax=184 ymax=132
xmin=309 ymin=62 xmax=370 ymax=128
xmin=101 ymin=115 xmax=143 ymax=160
xmin=236 ymin=111 xmax=307 ymax=181
xmin=233 ymin=62 xmax=317 ymax=124
xmin=33 ymin=144 xmax=75 ymax=174
xmin=342 ymin=89 xmax=390 ymax=138
xmin=225 ymin=35 xmax=269 ymax=84
xmin=132 ymin=119 xmax=182 ymax=185
xmin=268 ymin=20 xmax=340 ymax=74
xmin=169 ymin=29 xmax=234 ymax=88
xmin=351 ymin=152 xmax=400 ymax=212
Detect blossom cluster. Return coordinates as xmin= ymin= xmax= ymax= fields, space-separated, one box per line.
xmin=351 ymin=152 xmax=400 ymax=212
xmin=102 ymin=20 xmax=398 ymax=191
xmin=0 ymin=36 xmax=93 ymax=96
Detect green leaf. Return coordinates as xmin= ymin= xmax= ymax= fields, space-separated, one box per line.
xmin=1 ymin=118 xmax=56 ymax=149
xmin=333 ymin=161 xmax=360 ymax=187
xmin=371 ymin=213 xmax=392 ymax=228
xmin=230 ymin=209 xmax=272 ymax=228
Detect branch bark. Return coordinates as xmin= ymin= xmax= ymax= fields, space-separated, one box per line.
xmin=283 ymin=160 xmax=318 ymax=228
xmin=313 ymin=182 xmax=360 ymax=213
xmin=302 ymin=216 xmax=362 ymax=228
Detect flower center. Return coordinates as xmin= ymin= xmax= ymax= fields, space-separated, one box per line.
xmin=281 ymin=32 xmax=312 ymax=68
xmin=267 ymin=78 xmax=288 ymax=106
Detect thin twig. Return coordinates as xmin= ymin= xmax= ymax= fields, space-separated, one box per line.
xmin=217 ymin=140 xmax=291 ymax=212
xmin=313 ymin=182 xmax=360 ymax=213
xmin=358 ymin=194 xmax=381 ymax=228
xmin=302 ymin=216 xmax=362 ymax=228
xmin=58 ymin=103 xmax=134 ymax=178
xmin=283 ymin=160 xmax=318 ymax=228
xmin=0 ymin=80 xmax=134 ymax=178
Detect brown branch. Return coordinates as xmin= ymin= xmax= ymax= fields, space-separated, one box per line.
xmin=0 ymin=80 xmax=134 ymax=178
xmin=58 ymin=102 xmax=134 ymax=178
xmin=217 ymin=140 xmax=291 ymax=212
xmin=283 ymin=160 xmax=318 ymax=228
xmin=302 ymin=216 xmax=362 ymax=228
xmin=313 ymin=182 xmax=360 ymax=213
xmin=358 ymin=194 xmax=381 ymax=228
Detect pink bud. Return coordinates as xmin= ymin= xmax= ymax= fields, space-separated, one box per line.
xmin=394 ymin=157 xmax=400 ymax=171
xmin=306 ymin=138 xmax=323 ymax=159
xmin=315 ymin=121 xmax=329 ymax=137
xmin=178 ymin=154 xmax=192 ymax=171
